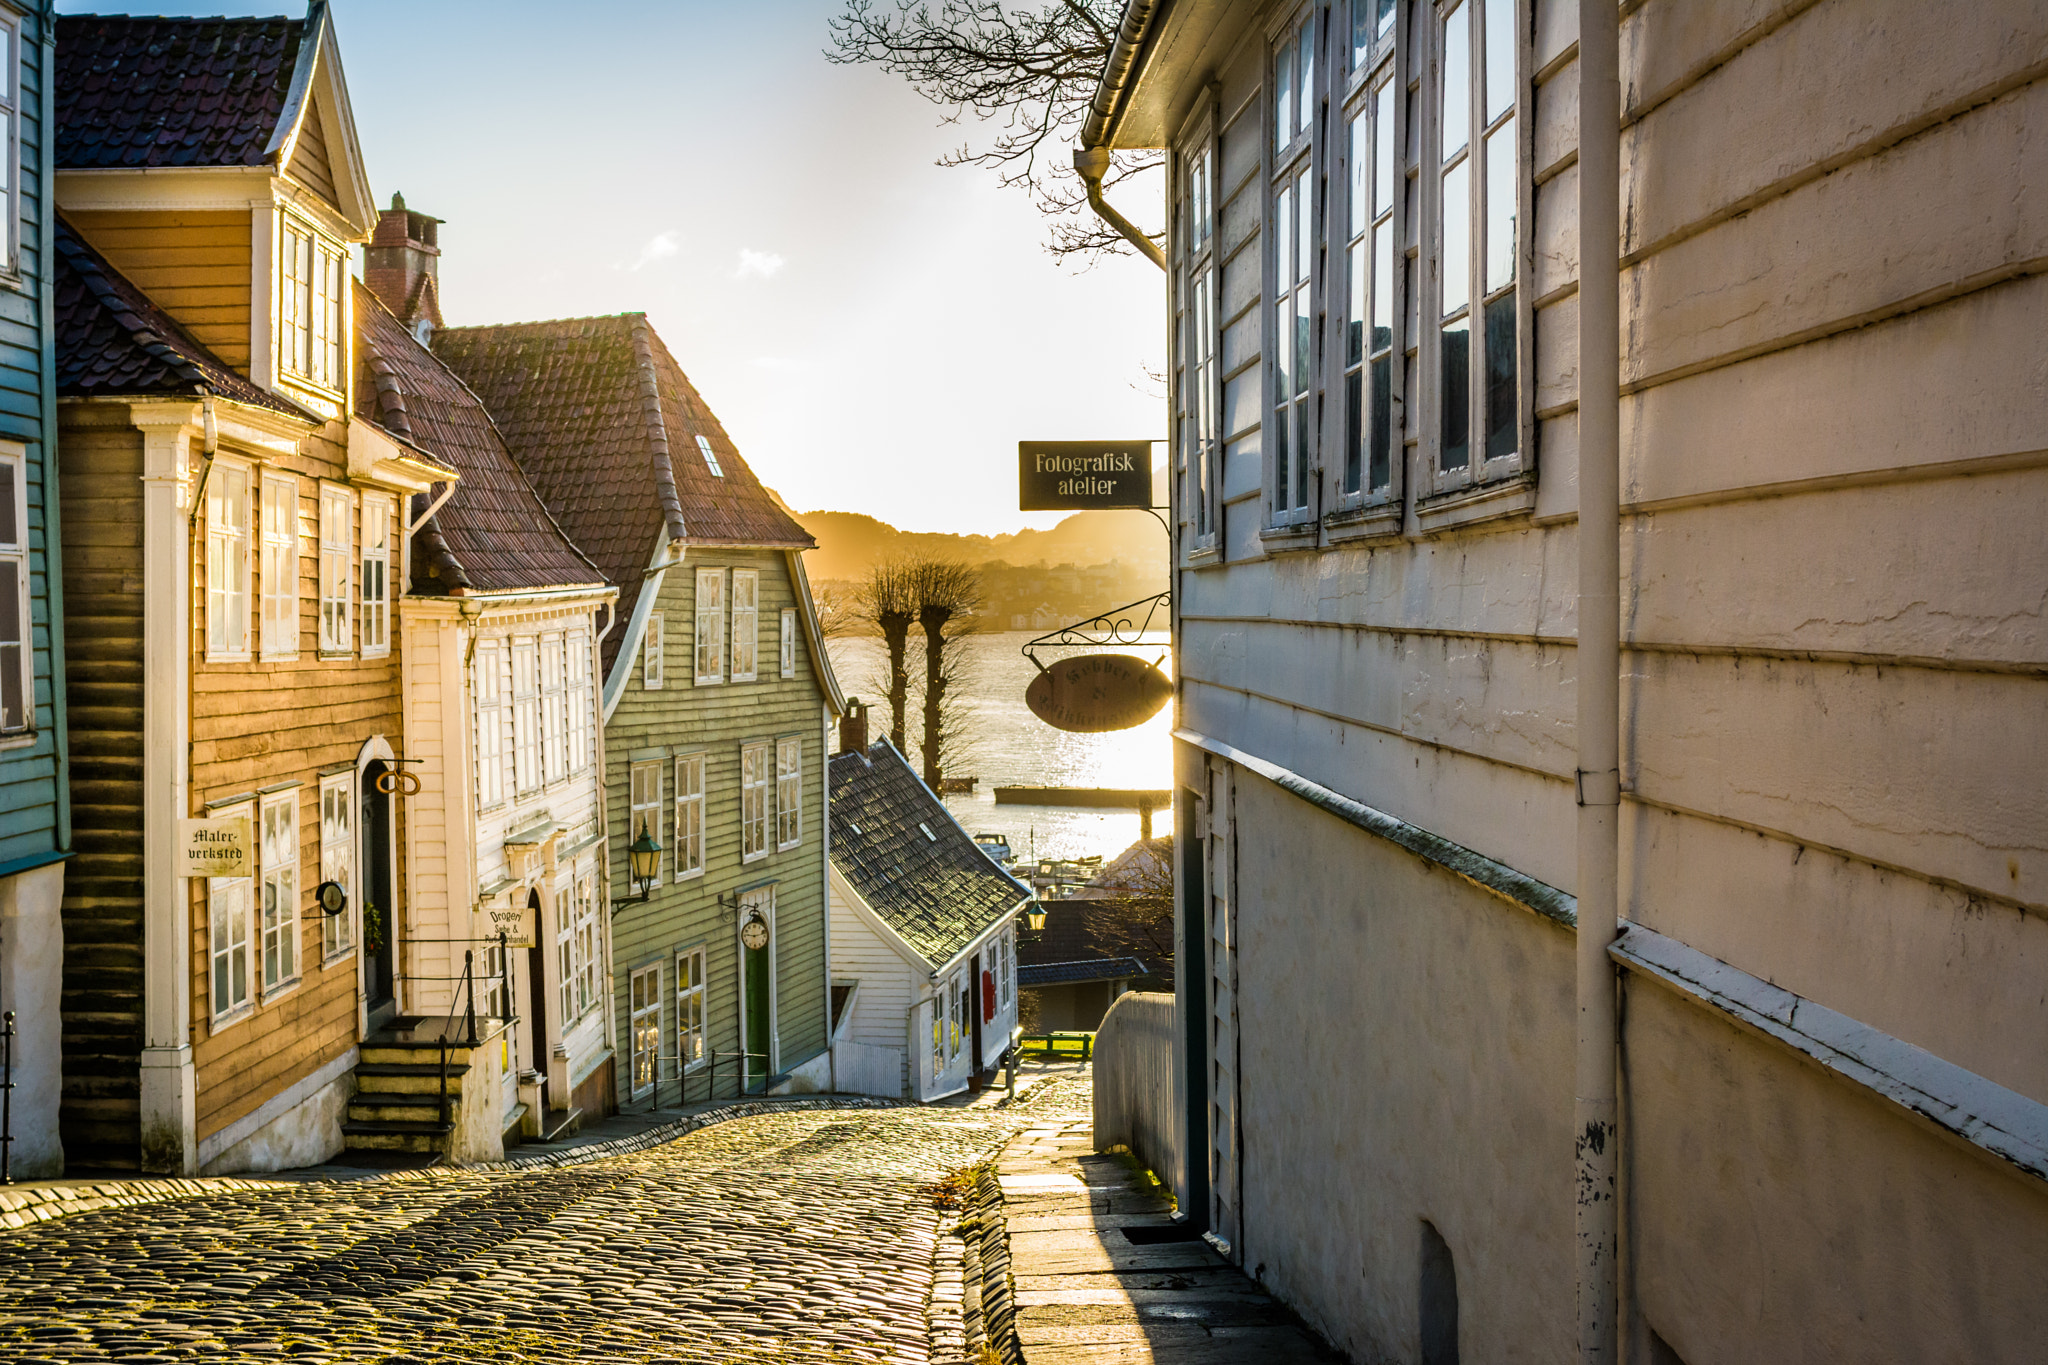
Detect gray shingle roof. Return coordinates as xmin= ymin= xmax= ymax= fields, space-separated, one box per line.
xmin=830 ymin=742 xmax=1032 ymax=970
xmin=1017 ymin=958 xmax=1148 ymax=988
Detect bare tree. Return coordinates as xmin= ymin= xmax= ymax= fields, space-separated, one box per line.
xmin=810 ymin=581 xmax=857 ymax=641
xmin=1083 ymin=836 xmax=1175 ymax=980
xmin=855 ymin=560 xmax=916 ymax=752
xmin=908 ymin=558 xmax=984 ymax=787
xmin=826 ymin=0 xmax=1162 ymax=261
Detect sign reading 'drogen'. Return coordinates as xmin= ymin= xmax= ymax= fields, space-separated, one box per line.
xmin=177 ymin=818 xmax=251 ymax=879
xmin=1026 ymin=653 xmax=1173 ymax=733
xmin=1018 ymin=440 xmax=1155 ymax=511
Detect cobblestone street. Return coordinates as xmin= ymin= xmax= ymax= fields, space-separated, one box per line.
xmin=0 ymin=1095 xmax=1084 ymax=1365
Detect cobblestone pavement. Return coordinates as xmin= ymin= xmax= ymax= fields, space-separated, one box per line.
xmin=0 ymin=1102 xmax=1051 ymax=1365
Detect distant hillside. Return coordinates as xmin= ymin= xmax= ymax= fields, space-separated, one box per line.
xmin=792 ymin=490 xmax=1168 ymax=583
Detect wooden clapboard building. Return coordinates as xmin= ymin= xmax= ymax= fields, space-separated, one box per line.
xmin=436 ymin=307 xmax=844 ymax=1107
xmin=54 ymin=8 xmax=447 ymax=1174
xmin=357 ymin=249 xmax=614 ymax=1156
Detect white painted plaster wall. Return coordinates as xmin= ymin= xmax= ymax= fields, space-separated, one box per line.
xmin=0 ymin=862 xmax=66 ymax=1178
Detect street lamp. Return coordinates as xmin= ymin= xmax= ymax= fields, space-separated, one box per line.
xmin=623 ymin=822 xmax=662 ymax=904
xmin=1025 ymin=901 xmax=1047 ymax=932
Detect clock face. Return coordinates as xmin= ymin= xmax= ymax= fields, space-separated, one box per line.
xmin=741 ymin=915 xmax=770 ymax=951
xmin=315 ymin=880 xmax=348 ymax=916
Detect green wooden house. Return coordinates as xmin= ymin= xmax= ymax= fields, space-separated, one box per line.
xmin=438 ymin=313 xmax=842 ymax=1108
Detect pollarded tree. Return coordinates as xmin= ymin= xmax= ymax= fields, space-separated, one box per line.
xmin=908 ymin=557 xmax=984 ymax=788
xmin=856 ymin=560 xmax=917 ymax=753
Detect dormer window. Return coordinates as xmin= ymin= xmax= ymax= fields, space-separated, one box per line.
xmin=695 ymin=434 xmax=724 ymax=477
xmin=280 ymin=216 xmax=345 ymax=391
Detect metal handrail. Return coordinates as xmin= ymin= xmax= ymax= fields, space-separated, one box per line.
xmin=626 ymin=1047 xmax=777 ymax=1111
xmin=1 ymin=1010 xmax=14 ymax=1184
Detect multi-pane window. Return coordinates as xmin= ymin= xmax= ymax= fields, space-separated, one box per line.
xmin=741 ymin=740 xmax=770 ymax=862
xmin=555 ymin=887 xmax=576 ymax=1027
xmin=676 ymin=948 xmax=706 ymax=1069
xmin=575 ymin=873 xmax=600 ymax=1016
xmin=483 ymin=936 xmax=508 ymax=1022
xmin=260 ymin=474 xmax=298 ymax=658
xmin=630 ymin=761 xmax=662 ymax=884
xmin=1344 ymin=71 xmax=1398 ymax=497
xmin=1271 ymin=11 xmax=1316 ymax=523
xmin=1437 ymin=0 xmax=1519 ymax=486
xmin=630 ymin=964 xmax=661 ymax=1097
xmin=260 ymin=790 xmax=299 ymax=994
xmin=540 ymin=634 xmax=566 ymax=785
xmin=643 ymin=611 xmax=664 ymax=689
xmin=0 ymin=450 xmax=27 ymax=732
xmin=207 ymin=463 xmax=252 ymax=658
xmin=475 ymin=642 xmax=505 ymax=808
xmin=280 ymin=217 xmax=345 ymax=391
xmin=673 ymin=752 xmax=704 ymax=880
xmin=511 ymin=640 xmax=539 ymax=795
xmin=567 ymin=632 xmax=592 ymax=774
xmin=731 ymin=570 xmax=758 ymax=681
xmin=775 ymin=737 xmax=802 ymax=850
xmin=694 ymin=569 xmax=725 ymax=683
xmin=360 ymin=495 xmax=390 ymax=656
xmin=1176 ymin=137 xmax=1217 ymax=545
xmin=0 ymin=15 xmax=20 ymax=272
xmin=779 ymin=608 xmax=797 ymax=678
xmin=318 ymin=486 xmax=351 ymax=654
xmin=696 ymin=433 xmax=724 ymax=477
xmin=931 ymin=1002 xmax=944 ymax=1083
xmin=319 ymin=773 xmax=354 ymax=960
xmin=209 ymin=808 xmax=254 ymax=1023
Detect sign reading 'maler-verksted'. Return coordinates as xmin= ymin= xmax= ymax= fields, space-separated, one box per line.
xmin=177 ymin=818 xmax=251 ymax=879
xmin=1018 ymin=440 xmax=1155 ymax=511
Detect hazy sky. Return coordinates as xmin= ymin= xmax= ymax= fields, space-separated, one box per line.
xmin=57 ymin=0 xmax=1165 ymax=535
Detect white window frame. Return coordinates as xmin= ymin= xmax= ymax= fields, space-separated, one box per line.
xmin=575 ymin=870 xmax=601 ymax=1017
xmin=676 ymin=946 xmax=707 ymax=1071
xmin=539 ymin=632 xmax=566 ymax=785
xmin=695 ymin=433 xmax=724 ymax=477
xmin=740 ymin=740 xmax=770 ymax=863
xmin=730 ymin=569 xmax=758 ymax=682
xmin=279 ymin=213 xmax=346 ymax=393
xmin=779 ymin=608 xmax=797 ymax=679
xmin=1337 ymin=29 xmax=1401 ymax=513
xmin=629 ymin=760 xmax=663 ymax=885
xmin=259 ymin=788 xmax=300 ymax=997
xmin=0 ymin=14 xmax=21 ymax=275
xmin=511 ymin=638 xmax=539 ymax=796
xmin=317 ymin=484 xmax=352 ymax=656
xmin=643 ymin=611 xmax=664 ymax=690
xmin=208 ymin=804 xmax=255 ymax=1028
xmin=555 ymin=883 xmax=576 ymax=1028
xmin=206 ymin=460 xmax=253 ymax=661
xmin=674 ymin=751 xmax=705 ymax=881
xmin=259 ymin=472 xmax=299 ymax=660
xmin=1267 ymin=7 xmax=1318 ymax=529
xmin=568 ymin=630 xmax=592 ymax=774
xmin=1174 ymin=113 xmax=1220 ymax=553
xmin=0 ymin=447 xmax=29 ymax=734
xmin=319 ymin=772 xmax=355 ymax=962
xmin=775 ymin=736 xmax=802 ymax=851
xmin=630 ymin=963 xmax=662 ymax=1099
xmin=694 ymin=569 xmax=725 ymax=684
xmin=474 ymin=641 xmax=506 ymax=809
xmin=359 ymin=494 xmax=391 ymax=657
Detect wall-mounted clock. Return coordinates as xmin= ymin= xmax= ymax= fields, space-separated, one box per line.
xmin=741 ymin=913 xmax=770 ymax=951
xmin=314 ymin=880 xmax=348 ymax=917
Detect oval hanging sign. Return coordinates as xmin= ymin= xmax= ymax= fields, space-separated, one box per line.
xmin=1025 ymin=653 xmax=1172 ymax=733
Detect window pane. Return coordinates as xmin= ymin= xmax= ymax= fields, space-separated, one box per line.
xmin=1348 ymin=110 xmax=1368 ymax=240
xmin=1295 ymin=403 xmax=1311 ymax=507
xmin=1273 ymin=298 xmax=1292 ymax=402
xmin=1370 ymin=354 xmax=1394 ymax=489
xmin=1344 ymin=365 xmax=1363 ymax=494
xmin=1296 ymin=166 xmax=1312 ymax=286
xmin=1294 ymin=287 xmax=1312 ymax=398
xmin=1485 ymin=291 xmax=1518 ymax=461
xmin=1275 ymin=41 xmax=1293 ymax=152
xmin=1274 ymin=182 xmax=1292 ymax=296
xmin=1298 ymin=23 xmax=1315 ymax=139
xmin=1372 ymin=222 xmax=1394 ymax=345
xmin=1272 ymin=381 xmax=1290 ymax=507
xmin=1351 ymin=0 xmax=1372 ymax=68
xmin=1485 ymin=0 xmax=1516 ymax=123
xmin=1348 ymin=240 xmax=1365 ymax=365
xmin=1442 ymin=2 xmax=1470 ymax=159
xmin=1486 ymin=119 xmax=1517 ymax=293
xmin=1379 ymin=0 xmax=1396 ymax=38
xmin=1375 ymin=82 xmax=1395 ymax=216
xmin=1441 ymin=319 xmax=1471 ymax=471
xmin=1442 ymin=159 xmax=1470 ymax=316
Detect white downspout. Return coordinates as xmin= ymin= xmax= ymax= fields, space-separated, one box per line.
xmin=1574 ymin=1 xmax=1623 ymax=1362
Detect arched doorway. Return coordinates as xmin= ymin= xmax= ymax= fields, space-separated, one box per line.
xmin=361 ymin=758 xmax=397 ymax=1029
xmin=524 ymin=888 xmax=550 ymax=1115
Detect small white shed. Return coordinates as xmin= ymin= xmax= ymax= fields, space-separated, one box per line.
xmin=826 ymin=742 xmax=1031 ymax=1101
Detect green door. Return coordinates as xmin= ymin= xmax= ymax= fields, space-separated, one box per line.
xmin=745 ymin=943 xmax=771 ymax=1091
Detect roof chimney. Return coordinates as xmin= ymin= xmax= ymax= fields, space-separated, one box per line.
xmin=365 ymin=191 xmax=445 ymax=344
xmin=838 ymin=700 xmax=868 ymax=756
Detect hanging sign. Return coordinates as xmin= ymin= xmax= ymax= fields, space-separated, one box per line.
xmin=484 ymin=894 xmax=536 ymax=949
xmin=1025 ymin=653 xmax=1172 ymax=733
xmin=1018 ymin=440 xmax=1155 ymax=511
xmin=177 ymin=818 xmax=252 ymax=879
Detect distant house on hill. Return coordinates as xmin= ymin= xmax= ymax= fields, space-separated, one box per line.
xmin=827 ymin=739 xmax=1028 ymax=1100
xmin=1016 ymin=838 xmax=1174 ymax=1032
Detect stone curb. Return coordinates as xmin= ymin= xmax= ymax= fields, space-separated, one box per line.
xmin=0 ymin=1094 xmax=908 ymax=1232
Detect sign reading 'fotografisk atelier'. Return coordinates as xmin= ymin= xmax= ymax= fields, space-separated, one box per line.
xmin=1018 ymin=440 xmax=1154 ymax=511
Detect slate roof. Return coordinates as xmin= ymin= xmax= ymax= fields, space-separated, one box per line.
xmin=830 ymin=742 xmax=1033 ymax=970
xmin=1017 ymin=958 xmax=1147 ymax=988
xmin=434 ymin=314 xmax=814 ymax=672
xmin=353 ymin=283 xmax=604 ymax=597
xmin=57 ymin=14 xmax=306 ymax=170
xmin=56 ymin=216 xmax=302 ymax=416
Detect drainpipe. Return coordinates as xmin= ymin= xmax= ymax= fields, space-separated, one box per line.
xmin=1075 ymin=0 xmax=1167 ymax=271
xmin=1574 ymin=1 xmax=1622 ymax=1362
xmin=1074 ymin=147 xmax=1166 ymax=271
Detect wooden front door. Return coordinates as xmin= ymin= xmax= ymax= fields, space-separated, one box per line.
xmin=744 ymin=944 xmax=770 ymax=1092
xmin=741 ymin=887 xmax=774 ymax=1092
xmin=361 ymin=760 xmax=397 ymax=1029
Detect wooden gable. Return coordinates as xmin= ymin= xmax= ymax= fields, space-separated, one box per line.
xmin=284 ymin=96 xmax=339 ymax=211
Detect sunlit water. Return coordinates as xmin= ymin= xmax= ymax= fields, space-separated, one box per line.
xmin=826 ymin=631 xmax=1173 ymax=862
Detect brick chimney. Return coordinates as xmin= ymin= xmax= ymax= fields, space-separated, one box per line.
xmin=365 ymin=191 xmax=445 ymax=344
xmin=837 ymin=700 xmax=868 ymax=755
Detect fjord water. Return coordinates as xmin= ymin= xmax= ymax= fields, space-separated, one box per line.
xmin=827 ymin=631 xmax=1174 ymax=861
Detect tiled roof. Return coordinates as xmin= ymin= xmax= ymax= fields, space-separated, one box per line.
xmin=1017 ymin=958 xmax=1148 ymax=988
xmin=56 ymin=14 xmax=305 ymax=170
xmin=353 ymin=283 xmax=604 ymax=597
xmin=830 ymin=742 xmax=1032 ymax=970
xmin=434 ymin=314 xmax=814 ymax=672
xmin=55 ymin=216 xmax=301 ymax=416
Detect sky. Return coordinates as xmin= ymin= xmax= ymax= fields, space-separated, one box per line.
xmin=56 ymin=0 xmax=1166 ymax=535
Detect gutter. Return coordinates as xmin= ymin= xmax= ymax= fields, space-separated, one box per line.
xmin=1074 ymin=0 xmax=1169 ymax=271
xmin=37 ymin=5 xmax=67 ymax=854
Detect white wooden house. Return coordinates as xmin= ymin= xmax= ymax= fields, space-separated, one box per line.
xmin=827 ymin=740 xmax=1029 ymax=1101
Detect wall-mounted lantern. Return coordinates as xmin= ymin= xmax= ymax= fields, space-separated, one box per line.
xmin=623 ymin=822 xmax=662 ymax=904
xmin=1025 ymin=901 xmax=1047 ymax=932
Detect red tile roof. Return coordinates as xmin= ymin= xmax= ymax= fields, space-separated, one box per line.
xmin=353 ymin=283 xmax=604 ymax=598
xmin=56 ymin=14 xmax=307 ymax=170
xmin=435 ymin=314 xmax=813 ymax=669
xmin=55 ymin=216 xmax=303 ymax=417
